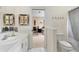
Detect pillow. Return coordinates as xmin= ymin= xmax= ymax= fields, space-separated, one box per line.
xmin=0 ymin=28 xmax=2 ymax=33
xmin=0 ymin=34 xmax=7 ymax=40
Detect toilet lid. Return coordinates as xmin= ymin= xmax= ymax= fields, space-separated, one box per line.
xmin=59 ymin=41 xmax=72 ymax=47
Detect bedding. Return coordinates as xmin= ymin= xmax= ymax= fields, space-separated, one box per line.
xmin=0 ymin=32 xmax=28 ymax=52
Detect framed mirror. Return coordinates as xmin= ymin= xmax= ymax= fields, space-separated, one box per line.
xmin=3 ymin=14 xmax=15 ymax=25
xmin=19 ymin=14 xmax=29 ymax=25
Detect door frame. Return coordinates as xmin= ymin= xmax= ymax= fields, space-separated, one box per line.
xmin=30 ymin=7 xmax=47 ymax=49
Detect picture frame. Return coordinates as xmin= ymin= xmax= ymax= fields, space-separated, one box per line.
xmin=19 ymin=14 xmax=29 ymax=25
xmin=3 ymin=14 xmax=15 ymax=25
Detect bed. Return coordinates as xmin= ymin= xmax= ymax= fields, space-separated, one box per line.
xmin=0 ymin=32 xmax=28 ymax=52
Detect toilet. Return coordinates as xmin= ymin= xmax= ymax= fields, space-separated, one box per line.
xmin=58 ymin=41 xmax=74 ymax=52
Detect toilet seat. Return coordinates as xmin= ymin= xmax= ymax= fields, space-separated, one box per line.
xmin=59 ymin=41 xmax=72 ymax=48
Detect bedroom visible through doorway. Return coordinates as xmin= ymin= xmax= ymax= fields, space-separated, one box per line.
xmin=32 ymin=9 xmax=45 ymax=48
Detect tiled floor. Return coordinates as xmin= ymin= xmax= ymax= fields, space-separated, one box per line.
xmin=32 ymin=33 xmax=44 ymax=48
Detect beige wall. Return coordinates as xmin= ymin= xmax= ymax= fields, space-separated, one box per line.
xmin=0 ymin=6 xmax=31 ymax=33
xmin=45 ymin=6 xmax=76 ymax=51
xmin=32 ymin=17 xmax=44 ymax=27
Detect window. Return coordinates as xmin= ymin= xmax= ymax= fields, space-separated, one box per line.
xmin=3 ymin=14 xmax=15 ymax=25
xmin=19 ymin=14 xmax=29 ymax=25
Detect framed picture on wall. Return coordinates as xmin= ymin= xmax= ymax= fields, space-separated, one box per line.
xmin=3 ymin=14 xmax=15 ymax=25
xmin=4 ymin=15 xmax=9 ymax=25
xmin=19 ymin=14 xmax=29 ymax=25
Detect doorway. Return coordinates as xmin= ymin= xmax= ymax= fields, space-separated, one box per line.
xmin=32 ymin=9 xmax=45 ymax=48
